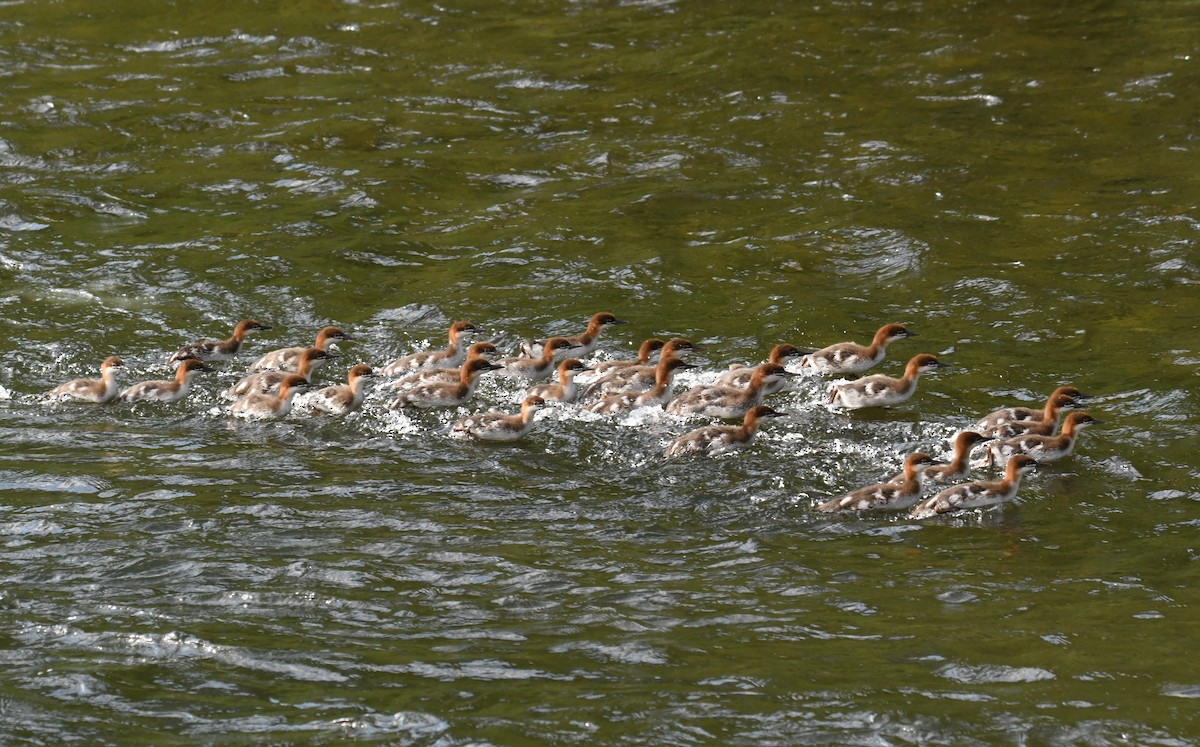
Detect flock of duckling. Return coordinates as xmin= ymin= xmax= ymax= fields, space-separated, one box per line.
xmin=43 ymin=312 xmax=1099 ymax=519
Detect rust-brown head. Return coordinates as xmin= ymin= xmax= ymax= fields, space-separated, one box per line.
xmin=233 ymin=319 xmax=271 ymax=338
xmin=905 ymin=353 xmax=946 ymax=375
xmin=744 ymin=405 xmax=787 ymax=424
xmin=873 ymin=323 xmax=914 ymax=345
xmin=316 ymin=326 xmax=353 ymax=346
xmin=587 ymin=312 xmax=626 ymax=331
xmin=954 ymin=431 xmax=994 ymax=452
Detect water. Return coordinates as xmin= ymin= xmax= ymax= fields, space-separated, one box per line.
xmin=2 ymin=0 xmax=1199 ymax=743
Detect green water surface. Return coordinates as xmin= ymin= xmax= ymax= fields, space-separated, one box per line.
xmin=1 ymin=0 xmax=1198 ymax=744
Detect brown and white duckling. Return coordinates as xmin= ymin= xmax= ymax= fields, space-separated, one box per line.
xmin=381 ymin=342 xmax=499 ymax=390
xmin=249 ymin=326 xmax=352 ymax=372
xmin=379 ymin=320 xmax=480 ymax=376
xmin=497 ymin=337 xmax=579 ymax=382
xmin=119 ymin=358 xmax=212 ymax=403
xmin=167 ymin=319 xmax=271 ymax=365
xmin=47 ymin=356 xmax=124 ymax=403
xmin=663 ymin=405 xmax=786 ymax=458
xmin=388 ymin=357 xmax=503 ymax=410
xmin=230 ymin=374 xmax=311 ymax=420
xmin=828 ymin=354 xmax=947 ymax=409
xmin=979 ymin=393 xmax=1078 ymax=439
xmin=799 ymin=323 xmax=914 ymax=376
xmin=224 ymin=348 xmax=333 ymax=400
xmin=713 ymin=343 xmax=807 ymax=392
xmin=983 ymin=411 xmax=1101 ymax=467
xmin=819 ymin=452 xmax=938 ymax=512
xmin=666 ymin=363 xmax=794 ymax=418
xmin=910 ymin=455 xmax=1039 ymax=519
xmin=976 ymin=385 xmax=1089 ymax=432
xmin=589 ymin=338 xmax=666 ymax=375
xmin=450 ymin=395 xmax=545 ymax=442
xmin=888 ymin=431 xmax=993 ymax=485
xmin=587 ymin=358 xmax=696 ymax=415
xmin=526 ymin=358 xmax=590 ymax=403
xmin=580 ymin=338 xmax=702 ymax=399
xmin=519 ymin=311 xmax=626 ymax=359
xmin=303 ymin=364 xmax=375 ymax=415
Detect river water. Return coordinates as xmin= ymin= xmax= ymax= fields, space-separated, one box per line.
xmin=2 ymin=0 xmax=1198 ymax=744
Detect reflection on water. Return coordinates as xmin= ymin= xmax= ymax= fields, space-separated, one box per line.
xmin=2 ymin=0 xmax=1199 ymax=744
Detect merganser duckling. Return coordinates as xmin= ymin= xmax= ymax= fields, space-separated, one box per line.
xmin=910 ymin=455 xmax=1039 ymax=520
xmin=580 ymin=338 xmax=702 ymax=399
xmin=587 ymin=358 xmax=696 ymax=415
xmin=379 ymin=321 xmax=480 ymax=376
xmin=47 ymin=356 xmax=124 ymax=403
xmin=828 ymin=353 xmax=947 ymax=409
xmin=799 ymin=323 xmax=914 ymax=376
xmin=304 ymin=364 xmax=375 ymax=415
xmin=589 ymin=338 xmax=666 ymax=375
xmin=713 ymin=343 xmax=807 ymax=392
xmin=983 ymin=411 xmax=1100 ymax=467
xmin=460 ymin=340 xmax=499 ymax=362
xmin=979 ymin=393 xmax=1077 ymax=439
xmin=450 ymin=395 xmax=545 ymax=441
xmin=249 ymin=326 xmax=352 ymax=372
xmin=230 ymin=374 xmax=311 ymax=420
xmin=388 ymin=357 xmax=503 ymax=409
xmin=526 ymin=358 xmax=590 ymax=403
xmin=224 ymin=348 xmax=333 ymax=399
xmin=381 ymin=342 xmax=499 ymax=390
xmin=118 ymin=358 xmax=212 ymax=403
xmin=666 ymin=363 xmax=794 ymax=418
xmin=520 ymin=312 xmax=626 ymax=359
xmin=167 ymin=319 xmax=271 ymax=365
xmin=663 ymin=405 xmax=786 ymax=458
xmin=818 ymin=453 xmax=938 ymax=512
xmin=497 ymin=337 xmax=579 ymax=382
xmin=888 ymin=431 xmax=993 ymax=484
xmin=976 ymin=385 xmax=1089 ymax=431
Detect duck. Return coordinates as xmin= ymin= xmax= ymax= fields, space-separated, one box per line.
xmin=224 ymin=348 xmax=333 ymax=400
xmin=666 ymin=363 xmax=795 ymax=418
xmin=526 ymin=358 xmax=590 ymax=403
xmin=46 ymin=356 xmax=124 ymax=403
xmin=589 ymin=338 xmax=666 ymax=375
xmin=519 ymin=312 xmax=626 ymax=359
xmin=379 ymin=320 xmax=480 ymax=376
xmin=888 ymin=431 xmax=993 ymax=485
xmin=166 ymin=319 xmax=271 ymax=365
xmin=496 ymin=337 xmax=580 ymax=382
xmin=248 ymin=326 xmax=352 ymax=372
xmin=450 ymin=395 xmax=545 ymax=441
xmin=230 ymin=374 xmax=311 ymax=420
xmin=381 ymin=342 xmax=499 ymax=390
xmin=983 ymin=411 xmax=1100 ymax=467
xmin=580 ymin=338 xmax=702 ymax=399
xmin=118 ymin=358 xmax=212 ymax=403
xmin=713 ymin=343 xmax=807 ymax=392
xmin=663 ymin=405 xmax=786 ymax=458
xmin=798 ymin=323 xmax=914 ymax=376
xmin=910 ymin=455 xmax=1039 ymax=519
xmin=388 ymin=357 xmax=503 ymax=409
xmin=587 ymin=358 xmax=696 ymax=415
xmin=978 ymin=392 xmax=1078 ymax=439
xmin=976 ymin=385 xmax=1089 ymax=431
xmin=828 ymin=353 xmax=947 ymax=409
xmin=303 ymin=365 xmax=375 ymax=415
xmin=818 ymin=453 xmax=938 ymax=512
